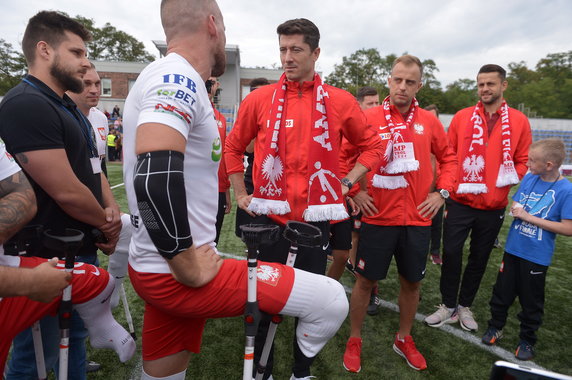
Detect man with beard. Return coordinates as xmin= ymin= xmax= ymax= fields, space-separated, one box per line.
xmin=343 ymin=55 xmax=457 ymax=373
xmin=122 ymin=1 xmax=348 ymax=379
xmin=0 ymin=11 xmax=121 ymax=379
xmin=425 ymin=64 xmax=531 ymax=332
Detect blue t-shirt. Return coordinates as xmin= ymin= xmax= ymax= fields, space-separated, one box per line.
xmin=505 ymin=173 xmax=572 ymax=266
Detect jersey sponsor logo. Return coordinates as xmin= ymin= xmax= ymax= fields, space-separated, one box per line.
xmin=413 ymin=123 xmax=424 ymax=135
xmin=97 ymin=127 xmax=106 ymax=140
xmin=530 ymin=270 xmax=544 ymax=275
xmin=357 ymin=258 xmax=365 ymax=270
xmin=211 ymin=137 xmax=222 ymax=162
xmin=515 ymin=190 xmax=556 ymax=241
xmin=257 ymin=264 xmax=282 ymax=286
xmin=162 ymin=74 xmax=197 ymax=93
xmin=154 ymin=103 xmax=192 ymax=124
xmin=156 ymin=88 xmax=197 ymax=106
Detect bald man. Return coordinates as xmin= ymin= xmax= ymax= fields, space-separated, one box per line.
xmin=122 ymin=1 xmax=348 ymax=379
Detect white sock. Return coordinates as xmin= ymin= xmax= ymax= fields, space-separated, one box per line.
xmin=141 ymin=368 xmax=186 ymax=380
xmin=74 ymin=275 xmax=136 ymax=362
xmin=108 ymin=213 xmax=132 ymax=309
xmin=280 ymin=268 xmax=349 ymax=358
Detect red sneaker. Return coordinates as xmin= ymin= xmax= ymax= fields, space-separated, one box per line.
xmin=392 ymin=333 xmax=427 ymax=371
xmin=343 ymin=337 xmax=362 ymax=373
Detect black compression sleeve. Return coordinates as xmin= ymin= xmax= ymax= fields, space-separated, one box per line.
xmin=134 ymin=150 xmax=192 ymax=259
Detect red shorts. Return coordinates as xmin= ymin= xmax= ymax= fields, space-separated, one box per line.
xmin=129 ymin=259 xmax=294 ymax=361
xmin=0 ymin=257 xmax=109 ymax=372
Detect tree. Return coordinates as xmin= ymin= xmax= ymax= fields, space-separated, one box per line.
xmin=441 ymin=79 xmax=477 ymax=114
xmin=0 ymin=39 xmax=27 ymax=95
xmin=325 ymin=48 xmax=394 ymax=95
xmin=75 ymin=16 xmax=155 ymax=62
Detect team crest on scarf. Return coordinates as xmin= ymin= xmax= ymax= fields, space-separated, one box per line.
xmin=257 ymin=264 xmax=282 ymax=286
xmin=462 ymin=154 xmax=485 ymax=182
xmin=259 ymin=155 xmax=284 ymax=196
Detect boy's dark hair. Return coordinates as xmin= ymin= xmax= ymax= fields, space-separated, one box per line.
xmin=356 ymin=86 xmax=378 ymax=102
xmin=249 ymin=77 xmax=270 ymax=91
xmin=530 ymin=138 xmax=566 ymax=167
xmin=478 ymin=64 xmax=507 ymax=81
xmin=22 ymin=11 xmax=91 ymax=65
xmin=425 ymin=104 xmax=440 ymax=117
xmin=276 ymin=18 xmax=320 ymax=51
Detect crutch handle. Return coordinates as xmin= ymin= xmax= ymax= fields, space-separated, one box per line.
xmin=283 ymin=221 xmax=322 ymax=248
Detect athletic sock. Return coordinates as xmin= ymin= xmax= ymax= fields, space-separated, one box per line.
xmin=74 ymin=276 xmax=135 ymax=362
xmin=292 ymin=327 xmax=314 ymax=378
xmin=141 ymin=368 xmax=186 ymax=380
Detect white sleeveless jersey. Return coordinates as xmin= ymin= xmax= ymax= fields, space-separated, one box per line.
xmin=123 ymin=53 xmax=220 ymax=274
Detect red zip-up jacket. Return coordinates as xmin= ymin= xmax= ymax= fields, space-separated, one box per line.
xmin=448 ymin=104 xmax=531 ymax=210
xmin=214 ymin=107 xmax=230 ymax=193
xmin=362 ymin=105 xmax=457 ymax=226
xmin=225 ymin=78 xmax=384 ymax=226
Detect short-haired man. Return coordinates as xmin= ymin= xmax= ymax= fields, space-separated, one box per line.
xmin=0 ymin=11 xmax=122 ymax=379
xmin=68 ymin=63 xmax=109 ymax=174
xmin=0 ymin=141 xmax=135 ymax=374
xmin=356 ymin=86 xmax=379 ymax=109
xmin=343 ymin=55 xmax=457 ymax=372
xmin=425 ymin=64 xmax=532 ymax=332
xmin=122 ymin=2 xmax=348 ymax=379
xmin=225 ymin=18 xmax=383 ymax=379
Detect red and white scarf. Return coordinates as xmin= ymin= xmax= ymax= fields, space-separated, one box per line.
xmin=248 ymin=73 xmax=348 ymax=222
xmin=457 ymin=100 xmax=519 ymax=194
xmin=372 ymin=96 xmax=419 ymax=189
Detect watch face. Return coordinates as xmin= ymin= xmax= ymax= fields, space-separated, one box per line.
xmin=440 ymin=189 xmax=450 ymax=198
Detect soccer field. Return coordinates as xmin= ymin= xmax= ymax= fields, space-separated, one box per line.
xmin=84 ymin=164 xmax=572 ymax=380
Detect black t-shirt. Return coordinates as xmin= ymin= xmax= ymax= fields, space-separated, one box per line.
xmin=0 ymin=75 xmax=102 ymax=257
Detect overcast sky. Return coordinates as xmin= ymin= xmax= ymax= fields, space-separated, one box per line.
xmin=2 ymin=0 xmax=571 ymax=87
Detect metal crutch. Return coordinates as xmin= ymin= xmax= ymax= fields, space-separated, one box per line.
xmin=255 ymin=221 xmax=322 ymax=380
xmin=239 ymin=224 xmax=281 ymax=380
xmin=43 ymin=228 xmax=84 ymax=380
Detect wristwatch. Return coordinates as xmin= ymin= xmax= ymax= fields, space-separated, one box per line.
xmin=341 ymin=178 xmax=353 ymax=190
xmin=436 ymin=188 xmax=450 ymax=199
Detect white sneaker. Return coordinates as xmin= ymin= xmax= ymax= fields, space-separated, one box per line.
xmin=424 ymin=304 xmax=458 ymax=327
xmin=289 ymin=375 xmax=316 ymax=380
xmin=457 ymin=306 xmax=478 ymax=331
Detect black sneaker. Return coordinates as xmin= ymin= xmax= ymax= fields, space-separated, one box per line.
xmin=515 ymin=340 xmax=535 ymax=361
xmin=345 ymin=259 xmax=356 ymax=277
xmin=86 ymin=360 xmax=101 ymax=373
xmin=481 ymin=326 xmax=503 ymax=346
xmin=366 ymin=295 xmax=381 ymax=316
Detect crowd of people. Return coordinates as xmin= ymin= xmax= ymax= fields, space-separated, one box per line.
xmin=0 ymin=1 xmax=571 ymax=379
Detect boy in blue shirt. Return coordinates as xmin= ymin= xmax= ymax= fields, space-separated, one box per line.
xmin=481 ymin=138 xmax=572 ymax=360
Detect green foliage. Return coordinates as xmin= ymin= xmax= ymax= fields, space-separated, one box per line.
xmin=325 ymin=48 xmax=393 ymax=96
xmin=0 ymin=39 xmax=27 ymax=95
xmin=326 ymin=48 xmax=572 ymax=118
xmin=74 ymin=16 xmax=155 ymax=62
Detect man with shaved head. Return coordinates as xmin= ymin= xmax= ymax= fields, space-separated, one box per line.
xmin=122 ymin=1 xmax=348 ymax=379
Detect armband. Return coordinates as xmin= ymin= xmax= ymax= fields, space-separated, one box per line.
xmin=134 ymin=150 xmax=192 ymax=260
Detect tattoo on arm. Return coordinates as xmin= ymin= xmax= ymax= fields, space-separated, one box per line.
xmin=0 ymin=171 xmax=36 ymax=244
xmin=15 ymin=153 xmax=28 ymax=165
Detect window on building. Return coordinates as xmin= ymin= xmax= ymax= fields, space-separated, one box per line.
xmin=128 ymin=79 xmax=136 ymax=93
xmin=101 ymin=78 xmax=112 ymax=97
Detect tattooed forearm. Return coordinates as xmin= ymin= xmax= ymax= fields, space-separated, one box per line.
xmin=0 ymin=172 xmax=36 ymax=244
